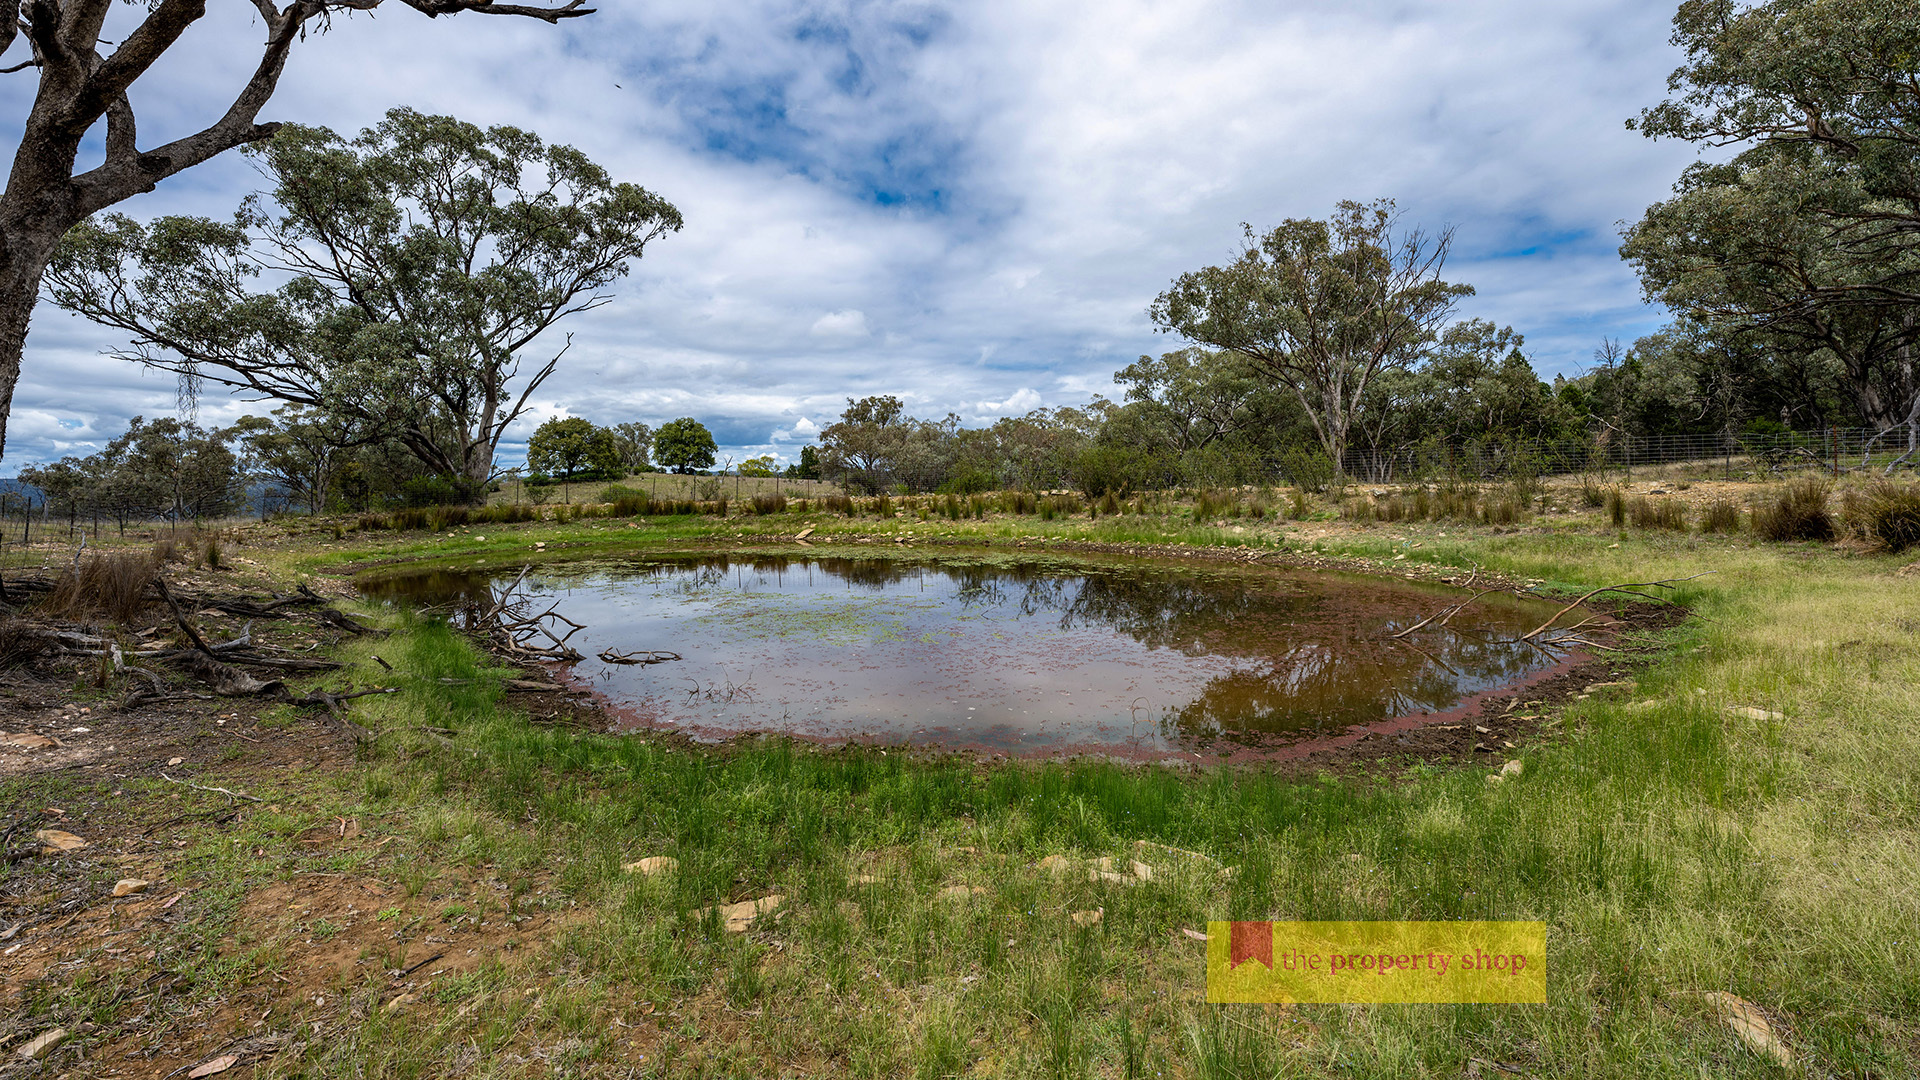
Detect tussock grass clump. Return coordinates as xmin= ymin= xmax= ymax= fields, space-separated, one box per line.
xmin=1434 ymin=483 xmax=1478 ymax=521
xmin=1628 ymin=496 xmax=1687 ymax=531
xmin=822 ymin=494 xmax=856 ymax=517
xmin=751 ymin=493 xmax=788 ymax=516
xmin=1479 ymin=495 xmax=1522 ymax=526
xmin=45 ymin=550 xmax=159 ymax=624
xmin=1752 ymin=477 xmax=1835 ymax=541
xmin=1000 ymin=491 xmax=1038 ymax=516
xmin=1291 ymin=488 xmax=1311 ymax=519
xmin=1098 ymin=491 xmax=1121 ymax=517
xmin=1701 ymin=499 xmax=1742 ymax=534
xmin=476 ymin=503 xmax=536 ymax=525
xmin=1606 ymin=486 xmax=1627 ymax=527
xmin=1194 ymin=489 xmax=1240 ymax=521
xmin=1578 ymin=475 xmax=1608 ymax=508
xmin=1843 ymin=481 xmax=1920 ymax=552
xmin=610 ymin=495 xmax=651 ymax=516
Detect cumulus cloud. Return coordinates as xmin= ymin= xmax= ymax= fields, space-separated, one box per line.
xmin=973 ymin=387 xmax=1043 ymax=419
xmin=809 ymin=310 xmax=871 ymax=339
xmin=0 ymin=0 xmax=1699 ymax=469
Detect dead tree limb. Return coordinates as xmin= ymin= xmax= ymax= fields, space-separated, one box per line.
xmin=1521 ymin=573 xmax=1716 ymax=640
xmin=153 ymin=578 xmax=216 ymax=656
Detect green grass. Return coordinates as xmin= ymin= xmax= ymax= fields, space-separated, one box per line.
xmin=7 ymin=492 xmax=1919 ymax=1076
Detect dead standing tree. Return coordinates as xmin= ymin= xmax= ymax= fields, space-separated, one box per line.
xmin=0 ymin=0 xmax=593 ymax=461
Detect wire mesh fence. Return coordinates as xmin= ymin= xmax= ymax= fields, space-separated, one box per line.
xmin=1335 ymin=425 xmax=1920 ymax=485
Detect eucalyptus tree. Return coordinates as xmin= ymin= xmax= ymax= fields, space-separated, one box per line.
xmin=1629 ymin=0 xmax=1920 ymax=458
xmin=1150 ymin=199 xmax=1472 ymax=475
xmin=0 ymin=0 xmax=593 ymax=460
xmin=44 ymin=109 xmax=682 ymax=499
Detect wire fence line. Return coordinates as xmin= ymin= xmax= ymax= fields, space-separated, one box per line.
xmin=1333 ymin=426 xmax=1920 ymax=485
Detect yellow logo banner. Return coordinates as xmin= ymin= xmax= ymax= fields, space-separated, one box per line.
xmin=1206 ymin=921 xmax=1545 ymax=1003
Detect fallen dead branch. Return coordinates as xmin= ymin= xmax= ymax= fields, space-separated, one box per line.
xmin=1521 ymin=573 xmax=1716 ymax=640
xmin=597 ymin=649 xmax=682 ymax=665
xmin=464 ymin=567 xmax=587 ymax=662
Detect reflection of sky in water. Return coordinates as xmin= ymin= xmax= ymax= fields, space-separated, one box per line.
xmin=367 ymin=556 xmax=1570 ymax=756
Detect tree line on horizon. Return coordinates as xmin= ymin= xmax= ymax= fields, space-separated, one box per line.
xmin=4 ymin=0 xmax=1913 ymax=517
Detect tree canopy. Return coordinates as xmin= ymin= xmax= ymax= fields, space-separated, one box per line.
xmin=44 ymin=108 xmax=682 ymax=500
xmin=1151 ymin=199 xmax=1473 ymax=472
xmin=0 ymin=0 xmax=595 ymax=460
xmin=653 ymin=418 xmax=717 ymax=474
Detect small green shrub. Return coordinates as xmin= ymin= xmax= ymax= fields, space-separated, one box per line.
xmin=1578 ymin=475 xmax=1607 ymax=508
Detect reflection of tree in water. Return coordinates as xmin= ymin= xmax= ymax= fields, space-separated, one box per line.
xmin=1165 ymin=631 xmax=1546 ymax=741
xmin=367 ymin=555 xmax=1560 ymax=743
xmin=1039 ymin=571 xmax=1282 ymax=654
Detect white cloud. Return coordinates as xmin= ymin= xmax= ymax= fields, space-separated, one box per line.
xmin=809 ymin=310 xmax=871 ymax=339
xmin=0 ymin=0 xmax=1701 ymax=470
xmin=973 ymin=387 xmax=1042 ymax=419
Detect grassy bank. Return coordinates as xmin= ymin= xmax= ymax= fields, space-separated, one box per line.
xmin=3 ymin=505 xmax=1917 ymax=1077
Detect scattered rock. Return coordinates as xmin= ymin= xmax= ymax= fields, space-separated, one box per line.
xmin=1487 ymin=760 xmax=1525 ymax=785
xmin=622 ymin=856 xmax=678 ymax=877
xmin=1 ymin=732 xmax=55 ymax=748
xmin=113 ymin=879 xmax=150 ymax=897
xmin=795 ymin=526 xmax=815 ymax=540
xmin=1070 ymin=907 xmax=1104 ymax=928
xmin=1695 ymin=991 xmax=1794 ymax=1067
xmin=1035 ymin=854 xmax=1074 ymax=876
xmin=384 ymin=993 xmax=416 ymax=1013
xmin=1474 ymin=725 xmax=1492 ymax=734
xmin=15 ymin=1029 xmax=67 ymax=1061
xmin=34 ymin=829 xmax=87 ymax=853
xmin=1584 ymin=680 xmax=1637 ymax=692
xmin=168 ymin=756 xmax=184 ymax=766
xmin=703 ymin=895 xmax=783 ymax=933
xmin=847 ymin=873 xmax=879 ymax=886
xmin=1180 ymin=928 xmax=1210 ymax=942
xmin=1727 ymin=706 xmax=1785 ymax=722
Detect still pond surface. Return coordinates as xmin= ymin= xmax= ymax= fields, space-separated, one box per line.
xmin=364 ymin=553 xmax=1573 ymax=760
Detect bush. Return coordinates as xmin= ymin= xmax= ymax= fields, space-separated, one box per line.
xmin=1278 ymin=446 xmax=1335 ymax=493
xmin=1752 ymin=477 xmax=1835 ymax=541
xmin=751 ymin=493 xmax=788 ymax=516
xmin=1843 ymin=481 xmax=1920 ymax=551
xmin=936 ymin=466 xmax=997 ymax=495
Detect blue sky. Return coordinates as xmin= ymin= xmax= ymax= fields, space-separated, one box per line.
xmin=1 ymin=0 xmax=1706 ymax=470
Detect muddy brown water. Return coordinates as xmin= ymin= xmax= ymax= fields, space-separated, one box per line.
xmin=361 ymin=552 xmax=1578 ymax=762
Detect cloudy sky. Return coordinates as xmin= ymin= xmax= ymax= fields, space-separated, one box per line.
xmin=3 ymin=0 xmax=1706 ymax=471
